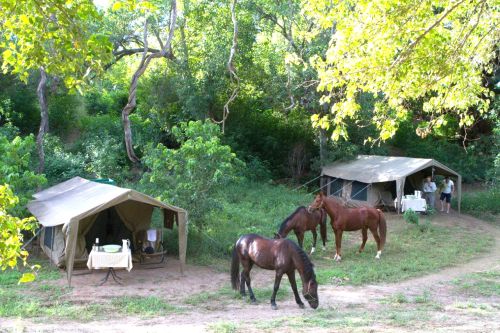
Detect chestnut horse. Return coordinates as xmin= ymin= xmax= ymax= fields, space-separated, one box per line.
xmin=274 ymin=206 xmax=327 ymax=254
xmin=309 ymin=192 xmax=386 ymax=261
xmin=231 ymin=234 xmax=319 ymax=310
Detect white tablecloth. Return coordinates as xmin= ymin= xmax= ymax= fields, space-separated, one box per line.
xmin=87 ymin=248 xmax=133 ymax=271
xmin=401 ymin=198 xmax=427 ymax=212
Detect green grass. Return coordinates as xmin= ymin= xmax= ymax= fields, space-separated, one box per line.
xmin=453 ymin=185 xmax=500 ymax=222
xmin=208 ymin=321 xmax=239 ymax=333
xmin=451 ymin=270 xmax=500 ymax=297
xmin=111 ymin=296 xmax=180 ymax=316
xmin=313 ymin=222 xmax=493 ymax=285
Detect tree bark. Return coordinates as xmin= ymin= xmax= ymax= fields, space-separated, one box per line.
xmin=36 ymin=67 xmax=49 ymax=174
xmin=121 ymin=0 xmax=177 ymax=163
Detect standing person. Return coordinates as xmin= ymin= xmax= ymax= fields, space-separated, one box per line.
xmin=440 ymin=176 xmax=454 ymax=213
xmin=422 ymin=176 xmax=437 ymax=209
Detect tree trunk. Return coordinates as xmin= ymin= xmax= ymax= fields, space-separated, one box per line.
xmin=36 ymin=67 xmax=49 ymax=174
xmin=121 ymin=0 xmax=177 ymax=163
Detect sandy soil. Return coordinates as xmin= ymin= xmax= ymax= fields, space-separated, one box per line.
xmin=1 ymin=212 xmax=498 ymax=333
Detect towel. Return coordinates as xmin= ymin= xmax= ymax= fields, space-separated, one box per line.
xmin=147 ymin=229 xmax=157 ymax=242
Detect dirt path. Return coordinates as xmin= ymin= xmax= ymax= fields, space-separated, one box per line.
xmin=1 ymin=213 xmax=499 ymax=333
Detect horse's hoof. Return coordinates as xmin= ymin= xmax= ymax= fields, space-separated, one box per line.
xmin=251 ymin=299 xmax=257 ymax=304
xmin=298 ymin=303 xmax=305 ymax=309
xmin=375 ymin=251 xmax=381 ymax=259
xmin=335 ymin=256 xmax=342 ymax=262
xmin=271 ymin=304 xmax=278 ymax=310
xmin=310 ymin=247 xmax=316 ymax=255
xmin=322 ymin=246 xmax=326 ymax=251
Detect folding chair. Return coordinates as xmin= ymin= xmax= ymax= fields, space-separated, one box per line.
xmin=136 ymin=229 xmax=167 ymax=265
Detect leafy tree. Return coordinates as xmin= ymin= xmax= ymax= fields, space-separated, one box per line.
xmin=0 ymin=184 xmax=38 ymax=283
xmin=141 ymin=120 xmax=244 ymax=229
xmin=0 ymin=0 xmax=112 ymax=172
xmin=305 ymin=0 xmax=498 ymax=142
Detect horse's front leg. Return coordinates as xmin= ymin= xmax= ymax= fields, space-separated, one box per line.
xmin=334 ymin=229 xmax=343 ymax=261
xmin=287 ymin=270 xmax=305 ymax=309
xmin=310 ymin=228 xmax=317 ymax=254
xmin=295 ymin=231 xmax=305 ymax=249
xmin=270 ymin=271 xmax=284 ymax=310
xmin=359 ymin=227 xmax=368 ymax=253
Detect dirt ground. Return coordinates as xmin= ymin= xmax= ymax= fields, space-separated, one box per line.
xmin=1 ymin=212 xmax=499 ymax=333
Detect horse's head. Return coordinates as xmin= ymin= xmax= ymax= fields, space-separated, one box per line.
xmin=308 ymin=192 xmax=325 ymax=211
xmin=303 ymin=279 xmax=319 ymax=309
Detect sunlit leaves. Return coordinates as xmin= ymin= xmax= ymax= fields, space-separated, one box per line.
xmin=305 ymin=0 xmax=499 ymax=141
xmin=0 ymin=0 xmax=113 ymax=89
xmin=0 ymin=184 xmax=37 ymax=276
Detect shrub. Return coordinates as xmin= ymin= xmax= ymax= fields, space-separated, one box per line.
xmin=141 ymin=120 xmax=245 ymax=230
xmin=0 ymin=184 xmax=37 ymax=283
xmin=83 ymin=133 xmax=129 ymax=182
xmin=455 ymin=185 xmax=500 ymax=219
xmin=43 ymin=135 xmax=87 ymax=185
xmin=403 ymin=209 xmax=419 ymax=225
xmin=0 ymin=131 xmax=46 ymax=216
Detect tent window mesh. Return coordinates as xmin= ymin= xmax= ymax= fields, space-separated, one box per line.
xmin=329 ymin=178 xmax=343 ymax=197
xmin=351 ymin=181 xmax=368 ymax=201
xmin=44 ymin=227 xmax=54 ymax=249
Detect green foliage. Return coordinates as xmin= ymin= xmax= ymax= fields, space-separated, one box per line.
xmin=0 ymin=185 xmax=36 ymax=274
xmin=403 ymin=209 xmax=419 ymax=225
xmin=0 ymin=131 xmax=46 ymax=215
xmin=48 ymin=93 xmax=85 ymax=137
xmin=111 ymin=296 xmax=179 ymax=316
xmin=306 ymin=0 xmax=498 ymax=141
xmin=141 ymin=120 xmax=245 ymax=229
xmin=0 ymin=0 xmax=112 ymax=89
xmin=83 ymin=133 xmax=129 ymax=182
xmin=44 ymin=135 xmax=87 ymax=185
xmin=454 ymin=185 xmax=500 ymax=220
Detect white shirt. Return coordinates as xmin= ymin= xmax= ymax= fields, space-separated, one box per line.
xmin=442 ymin=180 xmax=454 ymax=194
xmin=423 ymin=181 xmax=436 ymax=193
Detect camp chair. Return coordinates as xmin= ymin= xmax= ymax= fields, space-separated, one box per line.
xmin=135 ymin=229 xmax=167 ymax=265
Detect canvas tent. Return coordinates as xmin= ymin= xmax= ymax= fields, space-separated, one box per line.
xmin=28 ymin=177 xmax=188 ymax=286
xmin=321 ymin=155 xmax=461 ymax=212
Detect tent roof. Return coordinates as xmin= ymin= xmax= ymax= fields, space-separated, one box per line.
xmin=321 ymin=155 xmax=460 ymax=183
xmin=28 ymin=177 xmax=186 ymax=227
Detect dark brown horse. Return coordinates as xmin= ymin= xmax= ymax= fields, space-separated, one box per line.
xmin=274 ymin=206 xmax=327 ymax=254
xmin=309 ymin=192 xmax=387 ymax=261
xmin=231 ymin=234 xmax=319 ymax=310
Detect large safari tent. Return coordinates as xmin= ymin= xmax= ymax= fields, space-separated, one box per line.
xmin=321 ymin=155 xmax=461 ymax=212
xmin=27 ymin=177 xmax=188 ymax=286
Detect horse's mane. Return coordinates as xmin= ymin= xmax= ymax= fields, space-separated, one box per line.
xmin=278 ymin=206 xmax=306 ymax=235
xmin=289 ymin=240 xmax=316 ymax=283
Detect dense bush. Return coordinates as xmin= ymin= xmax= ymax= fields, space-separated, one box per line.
xmin=0 ymin=130 xmax=46 ymax=216
xmin=83 ymin=133 xmax=129 ymax=182
xmin=43 ymin=135 xmax=87 ymax=185
xmin=455 ymin=185 xmax=500 ymax=220
xmin=141 ymin=120 xmax=245 ymax=230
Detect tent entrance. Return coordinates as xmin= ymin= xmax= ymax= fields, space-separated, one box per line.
xmin=84 ymin=207 xmax=134 ymax=254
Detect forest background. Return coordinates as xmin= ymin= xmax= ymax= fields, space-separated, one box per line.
xmin=0 ymin=0 xmax=498 ymax=269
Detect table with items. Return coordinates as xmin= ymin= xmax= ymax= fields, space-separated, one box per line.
xmin=396 ymin=197 xmax=427 ymax=212
xmin=87 ymin=245 xmax=133 ymax=285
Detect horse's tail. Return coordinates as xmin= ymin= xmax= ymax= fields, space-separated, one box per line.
xmin=377 ymin=210 xmax=387 ymax=250
xmin=319 ymin=209 xmax=327 ymax=244
xmin=230 ymin=245 xmax=240 ymax=290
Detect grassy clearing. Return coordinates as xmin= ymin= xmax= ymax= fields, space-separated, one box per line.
xmin=111 ymin=296 xmax=180 ymax=316
xmin=208 ymin=321 xmax=239 ymax=333
xmin=312 ymin=220 xmax=494 ymax=286
xmin=453 ymin=185 xmax=500 ymax=222
xmin=184 ymin=286 xmax=290 ymax=308
xmin=451 ymin=270 xmax=500 ymax=297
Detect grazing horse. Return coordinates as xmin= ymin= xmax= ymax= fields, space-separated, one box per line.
xmin=274 ymin=206 xmax=327 ymax=254
xmin=309 ymin=192 xmax=387 ymax=261
xmin=231 ymin=234 xmax=319 ymax=310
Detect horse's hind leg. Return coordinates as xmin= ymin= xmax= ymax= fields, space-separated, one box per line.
xmin=270 ymin=272 xmax=284 ymax=310
xmin=295 ymin=231 xmax=304 ymax=249
xmin=310 ymin=229 xmax=317 ymax=254
xmin=287 ymin=271 xmax=305 ymax=309
xmin=239 ymin=271 xmax=246 ymax=296
xmin=243 ymin=264 xmax=257 ymax=303
xmin=359 ymin=227 xmax=368 ymax=253
xmin=368 ymin=226 xmax=382 ymax=259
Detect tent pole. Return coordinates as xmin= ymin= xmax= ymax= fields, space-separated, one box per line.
xmin=458 ymin=175 xmax=462 ymax=214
